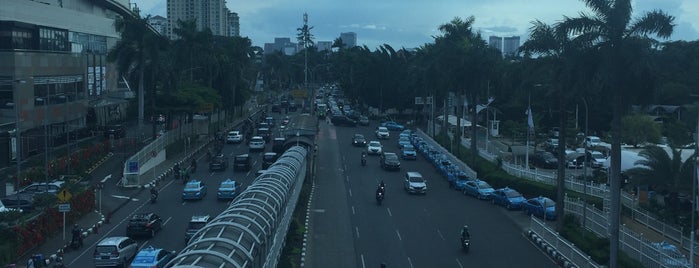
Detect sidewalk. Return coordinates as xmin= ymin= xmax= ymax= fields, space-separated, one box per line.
xmin=9 ymin=112 xmax=258 ymax=267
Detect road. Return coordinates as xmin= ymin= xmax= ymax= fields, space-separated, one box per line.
xmin=310 ymin=120 xmax=558 ymax=268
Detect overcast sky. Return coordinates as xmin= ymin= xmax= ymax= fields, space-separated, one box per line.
xmin=133 ymin=0 xmax=699 ymax=50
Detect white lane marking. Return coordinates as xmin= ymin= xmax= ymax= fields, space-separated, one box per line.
xmin=387 ymin=208 xmax=393 ymax=217
xmin=163 ymin=216 xmax=172 ymax=226
xmin=111 ymin=195 xmax=131 ymax=200
xmin=253 ymin=161 xmax=258 ymax=166
xmin=247 ymin=171 xmax=251 ymax=176
xmin=407 ymin=257 xmax=414 ymax=268
xmin=437 ymin=229 xmax=445 ymax=240
xmin=456 ymin=259 xmax=464 ymax=268
xmin=355 ymin=226 xmax=360 ymax=238
xmin=348 ymin=189 xmax=352 ymax=197
xmin=352 ymin=206 xmax=355 ymax=215
xmin=395 ymin=229 xmax=402 ymax=240
xmin=361 ymin=254 xmax=366 ymax=268
xmin=101 ymin=174 xmax=111 ymax=183
xmin=137 ymin=241 xmax=149 ymax=252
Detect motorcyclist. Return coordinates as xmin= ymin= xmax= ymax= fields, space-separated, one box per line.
xmin=191 ymin=158 xmax=197 ymax=172
xmin=361 ymin=151 xmax=367 ymax=165
xmin=150 ymin=187 xmax=158 ymax=199
xmin=461 ymin=225 xmax=470 ymax=241
xmin=71 ymin=224 xmax=82 ymax=247
xmin=378 ymin=181 xmax=386 ymax=193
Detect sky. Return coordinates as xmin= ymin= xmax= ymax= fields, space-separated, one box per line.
xmin=132 ymin=0 xmax=699 ymax=50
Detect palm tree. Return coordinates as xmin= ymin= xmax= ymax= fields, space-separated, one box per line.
xmin=626 ymin=146 xmax=693 ymax=191
xmin=558 ymin=0 xmax=675 ymax=265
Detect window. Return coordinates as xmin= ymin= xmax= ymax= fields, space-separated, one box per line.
xmin=39 ymin=27 xmax=69 ymax=52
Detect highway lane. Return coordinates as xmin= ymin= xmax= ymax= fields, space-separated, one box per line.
xmin=61 ymin=124 xmax=276 ymax=267
xmin=335 ymin=122 xmax=558 ymax=268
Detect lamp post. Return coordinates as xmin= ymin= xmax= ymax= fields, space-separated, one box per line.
xmin=582 ymin=97 xmax=589 ymax=235
xmin=11 ymin=78 xmax=28 ymax=196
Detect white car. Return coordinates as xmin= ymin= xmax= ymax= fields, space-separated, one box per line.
xmin=585 ymin=136 xmax=601 ymax=147
xmin=248 ymin=136 xmax=266 ymax=151
xmin=367 ymin=141 xmax=383 ymax=155
xmin=404 ymin=172 xmax=427 ymax=194
xmin=588 ymin=151 xmax=606 ymax=168
xmin=226 ymin=131 xmax=243 ymax=143
xmin=0 ymin=199 xmax=22 ymax=213
xmin=375 ymin=127 xmax=390 ymax=139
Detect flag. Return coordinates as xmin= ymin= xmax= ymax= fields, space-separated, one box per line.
xmin=526 ymin=107 xmax=534 ymax=131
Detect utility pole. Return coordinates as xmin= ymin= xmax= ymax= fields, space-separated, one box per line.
xmin=303 ymin=13 xmax=309 ymax=93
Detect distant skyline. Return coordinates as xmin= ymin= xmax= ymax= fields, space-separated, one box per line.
xmin=132 ymin=0 xmax=699 ymax=50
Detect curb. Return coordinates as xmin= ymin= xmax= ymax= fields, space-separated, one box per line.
xmin=49 ymin=211 xmax=106 ymax=262
xmin=300 ymin=179 xmax=315 ymax=267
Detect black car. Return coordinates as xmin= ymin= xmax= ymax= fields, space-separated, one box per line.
xmin=273 ymin=137 xmax=286 ymax=153
xmin=258 ymin=128 xmax=271 ymax=142
xmin=1 ymin=194 xmax=33 ymax=212
xmin=330 ymin=115 xmax=357 ymax=127
xmin=104 ymin=124 xmax=126 ymax=139
xmin=531 ymin=151 xmax=559 ymax=169
xmin=233 ymin=154 xmax=251 ymax=171
xmin=126 ymin=213 xmax=163 ymax=238
xmin=209 ymin=154 xmax=229 ymax=172
xmin=380 ymin=152 xmax=401 ymax=171
xmin=352 ymin=134 xmax=367 ymax=147
xmin=262 ymin=152 xmax=279 ymax=169
xmin=358 ymin=116 xmax=370 ymax=126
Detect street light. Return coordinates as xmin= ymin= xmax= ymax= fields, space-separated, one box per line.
xmin=582 ymin=97 xmax=589 ymax=235
xmin=11 ymin=78 xmax=31 ymax=196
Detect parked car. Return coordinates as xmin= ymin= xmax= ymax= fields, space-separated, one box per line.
xmin=126 ymin=213 xmax=163 ymax=238
xmin=375 ymin=127 xmax=390 ymax=139
xmin=367 ymin=141 xmax=383 ymax=155
xmin=401 ymin=145 xmax=417 ymax=160
xmin=358 ymin=116 xmax=370 ymax=126
xmin=587 ymin=151 xmax=606 ymax=168
xmin=0 ymin=194 xmax=33 ymax=212
xmin=233 ymin=154 xmax=251 ymax=171
xmin=531 ymin=151 xmax=558 ymax=169
xmin=209 ymin=154 xmax=228 ymax=172
xmin=491 ymin=187 xmax=526 ymax=209
xmin=217 ymin=179 xmax=241 ymax=201
xmin=352 ymin=134 xmax=367 ymax=147
xmin=182 ymin=180 xmax=207 ymax=201
xmin=522 ymin=197 xmax=557 ymax=220
xmin=0 ymin=198 xmax=24 ymax=213
xmin=403 ymin=171 xmax=427 ymax=194
xmin=381 ymin=121 xmax=405 ymax=131
xmin=272 ymin=137 xmax=286 ymax=153
xmin=184 ymin=215 xmax=210 ymax=243
xmin=462 ymin=180 xmax=495 ymax=200
xmin=545 ymin=138 xmax=559 ymax=150
xmin=380 ymin=152 xmax=401 ymax=171
xmin=226 ymin=131 xmax=243 ymax=143
xmin=566 ymin=152 xmax=586 ymax=169
xmin=585 ymin=136 xmax=602 ymax=147
xmin=262 ymin=152 xmax=279 ymax=169
xmin=93 ymin=237 xmax=138 ymax=267
xmin=248 ymin=136 xmax=266 ymax=152
xmin=18 ymin=181 xmax=64 ymax=197
xmin=649 ymin=241 xmax=691 ymax=268
xmin=129 ymin=246 xmax=176 ymax=268
xmin=330 ymin=115 xmax=357 ymax=126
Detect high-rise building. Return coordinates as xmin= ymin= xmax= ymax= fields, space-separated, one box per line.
xmin=488 ymin=36 xmax=502 ymax=51
xmin=316 ymin=41 xmax=332 ymax=52
xmin=263 ymin=38 xmax=297 ymax=55
xmin=228 ymin=12 xmax=239 ymax=37
xmin=148 ymin=15 xmax=168 ymax=36
xmin=166 ymin=0 xmax=233 ymax=38
xmin=503 ymin=36 xmax=520 ymax=57
xmin=340 ymin=32 xmax=357 ymax=48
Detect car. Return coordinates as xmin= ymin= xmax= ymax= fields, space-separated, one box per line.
xmin=381 ymin=121 xmax=405 ymax=131
xmin=17 ymin=181 xmax=64 ymax=197
xmin=531 ymin=151 xmax=558 ymax=169
xmin=1 ymin=194 xmax=33 ymax=212
xmin=551 ymin=127 xmax=560 ymax=138
xmin=585 ymin=136 xmax=602 ymax=147
xmin=104 ymin=124 xmax=126 ymax=139
xmin=272 ymin=137 xmax=286 ymax=153
xmin=226 ymin=131 xmax=243 ymax=143
xmin=380 ymin=152 xmax=401 ymax=171
xmin=129 ymin=246 xmax=176 ymax=268
xmin=281 ymin=116 xmax=291 ymax=125
xmin=248 ymin=136 xmax=266 ymax=152
xmin=182 ymin=180 xmax=207 ymax=200
xmin=462 ymin=180 xmax=495 ymax=200
xmin=401 ymin=145 xmax=417 ymax=160
xmin=330 ymin=115 xmax=357 ymax=126
xmin=491 ymin=187 xmax=526 ymax=209
xmin=352 ymin=134 xmax=367 ymax=147
xmin=375 ymin=127 xmax=390 ymax=139
xmin=232 ymin=154 xmax=251 ymax=171
xmin=265 ymin=116 xmax=275 ymax=128
xmin=185 ymin=215 xmax=211 ymax=243
xmin=367 ymin=141 xmax=383 ymax=155
xmin=217 ymin=179 xmax=241 ymax=201
xmin=93 ymin=237 xmax=138 ymax=267
xmin=566 ymin=152 xmax=586 ymax=169
xmin=545 ymin=138 xmax=559 ymax=150
xmin=358 ymin=116 xmax=370 ymax=126
xmin=262 ymin=152 xmax=279 ymax=169
xmin=397 ymin=137 xmax=411 ymax=149
xmin=522 ymin=196 xmax=557 ymax=220
xmin=649 ymin=241 xmax=691 ymax=268
xmin=209 ymin=154 xmax=228 ymax=172
xmin=0 ymin=198 xmax=24 ymax=213
xmin=126 ymin=213 xmax=163 ymax=238
xmin=587 ymin=151 xmax=606 ymax=168
xmin=257 ymin=127 xmax=271 ymax=142
xmin=403 ymin=172 xmax=427 ymax=194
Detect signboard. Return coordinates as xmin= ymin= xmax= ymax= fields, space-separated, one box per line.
xmin=291 ymin=89 xmax=308 ymax=98
xmin=128 ymin=161 xmax=139 ymax=173
xmin=57 ymin=189 xmax=72 ymax=203
xmin=415 ymin=97 xmax=424 ymax=105
xmin=426 ymin=96 xmax=433 ymax=105
xmin=58 ymin=203 xmax=71 ymax=212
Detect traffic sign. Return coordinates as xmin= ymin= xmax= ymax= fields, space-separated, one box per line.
xmin=58 ymin=203 xmax=71 ymax=212
xmin=128 ymin=161 xmax=139 ymax=173
xmin=57 ymin=189 xmax=72 ymax=203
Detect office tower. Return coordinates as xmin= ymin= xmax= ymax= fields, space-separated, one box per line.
xmin=503 ymin=36 xmax=520 ymax=57
xmin=148 ymin=15 xmax=168 ymax=36
xmin=167 ymin=0 xmax=232 ymax=38
xmin=228 ymin=12 xmax=240 ymax=37
xmin=488 ymin=36 xmax=502 ymax=51
xmin=340 ymin=32 xmax=357 ymax=48
xmin=316 ymin=41 xmax=333 ymax=52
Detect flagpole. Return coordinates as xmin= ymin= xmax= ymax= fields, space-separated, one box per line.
xmin=525 ymin=94 xmax=531 ymax=170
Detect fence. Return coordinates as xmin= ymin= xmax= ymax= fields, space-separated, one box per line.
xmin=529 ymin=216 xmax=602 ymax=268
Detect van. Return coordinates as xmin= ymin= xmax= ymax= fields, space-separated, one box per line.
xmin=93 ymin=237 xmax=138 ymax=267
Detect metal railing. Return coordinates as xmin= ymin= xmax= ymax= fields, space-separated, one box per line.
xmin=529 ymin=216 xmax=602 ymax=268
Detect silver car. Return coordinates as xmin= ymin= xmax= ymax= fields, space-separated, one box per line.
xmin=248 ymin=136 xmax=266 ymax=151
xmin=94 ymin=236 xmax=138 ymax=267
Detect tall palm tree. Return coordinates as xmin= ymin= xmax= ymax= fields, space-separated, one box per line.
xmin=558 ymin=0 xmax=675 ymax=265
xmin=108 ymin=12 xmax=165 ymax=139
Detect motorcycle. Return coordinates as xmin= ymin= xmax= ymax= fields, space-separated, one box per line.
xmin=150 ymin=193 xmax=158 ymax=203
xmin=70 ymin=231 xmax=83 ymax=249
xmin=361 ymin=157 xmax=366 ymax=166
xmin=376 ymin=192 xmax=384 ymax=205
xmin=190 ymin=160 xmax=197 ymax=173
xmin=461 ymin=238 xmax=470 ymax=253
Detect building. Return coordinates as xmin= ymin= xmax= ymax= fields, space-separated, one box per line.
xmin=0 ymin=0 xmax=135 ymax=168
xmin=228 ymin=12 xmax=239 ymax=37
xmin=263 ymin=38 xmax=297 ymax=55
xmin=166 ymin=0 xmax=233 ymax=38
xmin=148 ymin=15 xmax=168 ymax=36
xmin=340 ymin=32 xmax=357 ymax=48
xmin=488 ymin=36 xmax=502 ymax=51
xmin=316 ymin=41 xmax=332 ymax=52
xmin=503 ymin=36 xmax=520 ymax=57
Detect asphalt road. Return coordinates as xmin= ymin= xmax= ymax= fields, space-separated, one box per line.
xmin=59 ymin=125 xmax=273 ymax=267
xmin=311 ymin=120 xmax=558 ymax=268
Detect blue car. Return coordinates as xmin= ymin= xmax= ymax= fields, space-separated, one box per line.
xmin=522 ymin=197 xmax=557 ymax=220
xmin=401 ymin=145 xmax=417 ymax=160
xmin=129 ymin=246 xmax=176 ymax=268
xmin=381 ymin=121 xmax=405 ymax=131
xmin=491 ymin=187 xmax=526 ymax=210
xmin=451 ymin=172 xmax=472 ymax=190
xmin=397 ymin=138 xmax=411 ymax=149
xmin=182 ymin=180 xmax=207 ymax=200
xmin=462 ymin=180 xmax=495 ymax=200
xmin=217 ymin=179 xmax=241 ymax=200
